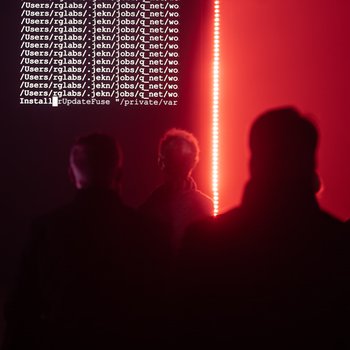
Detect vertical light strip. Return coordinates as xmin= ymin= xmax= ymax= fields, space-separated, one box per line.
xmin=212 ymin=0 xmax=220 ymax=216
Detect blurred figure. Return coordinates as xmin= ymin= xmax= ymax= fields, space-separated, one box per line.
xmin=3 ymin=133 xmax=169 ymax=349
xmin=178 ymin=107 xmax=349 ymax=341
xmin=140 ymin=128 xmax=213 ymax=255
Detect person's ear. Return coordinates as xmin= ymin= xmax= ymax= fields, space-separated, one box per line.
xmin=112 ymin=167 xmax=123 ymax=193
xmin=114 ymin=167 xmax=123 ymax=183
xmin=313 ymin=172 xmax=321 ymax=193
xmin=158 ymin=156 xmax=165 ymax=171
xmin=68 ymin=165 xmax=76 ymax=185
xmin=249 ymin=156 xmax=257 ymax=178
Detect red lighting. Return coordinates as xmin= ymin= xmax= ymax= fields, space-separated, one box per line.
xmin=212 ymin=0 xmax=220 ymax=216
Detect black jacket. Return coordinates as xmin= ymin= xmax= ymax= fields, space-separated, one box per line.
xmin=177 ymin=181 xmax=349 ymax=341
xmin=3 ymin=188 xmax=170 ymax=349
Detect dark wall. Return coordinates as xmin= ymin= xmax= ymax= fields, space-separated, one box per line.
xmin=0 ymin=1 xmax=212 ymax=341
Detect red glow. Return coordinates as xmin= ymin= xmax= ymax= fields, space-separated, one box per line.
xmin=219 ymin=1 xmax=350 ymax=219
xmin=212 ymin=0 xmax=220 ymax=216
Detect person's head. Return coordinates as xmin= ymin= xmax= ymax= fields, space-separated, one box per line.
xmin=249 ymin=107 xmax=320 ymax=192
xmin=158 ymin=128 xmax=200 ymax=181
xmin=69 ymin=133 xmax=122 ymax=190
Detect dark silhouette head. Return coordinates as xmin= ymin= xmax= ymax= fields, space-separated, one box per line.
xmin=249 ymin=107 xmax=320 ymax=192
xmin=158 ymin=128 xmax=199 ymax=182
xmin=69 ymin=133 xmax=122 ymax=190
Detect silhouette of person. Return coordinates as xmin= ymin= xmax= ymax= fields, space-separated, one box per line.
xmin=140 ymin=128 xmax=213 ymax=255
xmin=3 ymin=133 xmax=170 ymax=349
xmin=178 ymin=107 xmax=349 ymax=341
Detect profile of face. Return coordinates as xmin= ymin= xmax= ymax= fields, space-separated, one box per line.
xmin=160 ymin=138 xmax=196 ymax=180
xmin=158 ymin=128 xmax=200 ymax=182
xmin=69 ymin=145 xmax=92 ymax=189
xmin=68 ymin=134 xmax=122 ymax=190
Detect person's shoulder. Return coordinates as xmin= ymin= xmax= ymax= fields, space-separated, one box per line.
xmin=32 ymin=201 xmax=76 ymax=230
xmin=318 ymin=209 xmax=343 ymax=224
xmin=19 ymin=202 xmax=77 ymax=258
xmin=317 ymin=209 xmax=347 ymax=233
xmin=189 ymin=189 xmax=213 ymax=214
xmin=215 ymin=207 xmax=244 ymax=226
xmin=346 ymin=219 xmax=350 ymax=230
xmin=124 ymin=203 xmax=167 ymax=235
xmin=314 ymin=209 xmax=350 ymax=248
xmin=179 ymin=208 xmax=243 ymax=264
xmin=199 ymin=207 xmax=245 ymax=235
xmin=139 ymin=185 xmax=167 ymax=212
xmin=193 ymin=189 xmax=213 ymax=204
xmin=186 ymin=207 xmax=242 ymax=242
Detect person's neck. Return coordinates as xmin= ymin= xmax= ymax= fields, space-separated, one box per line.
xmin=164 ymin=176 xmax=195 ymax=192
xmin=242 ymin=177 xmax=319 ymax=214
xmin=77 ymin=184 xmax=119 ymax=195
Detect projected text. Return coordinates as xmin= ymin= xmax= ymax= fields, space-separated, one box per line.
xmin=20 ymin=0 xmax=180 ymax=107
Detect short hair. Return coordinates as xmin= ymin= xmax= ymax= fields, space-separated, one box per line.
xmin=158 ymin=128 xmax=200 ymax=175
xmin=70 ymin=133 xmax=122 ymax=181
xmin=249 ymin=107 xmax=318 ymax=178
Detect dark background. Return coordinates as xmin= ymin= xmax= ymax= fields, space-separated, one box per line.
xmin=0 ymin=0 xmax=349 ymax=342
xmin=0 ymin=0 xmax=212 ymax=340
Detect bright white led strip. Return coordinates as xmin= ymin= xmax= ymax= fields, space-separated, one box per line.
xmin=212 ymin=0 xmax=220 ymax=216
